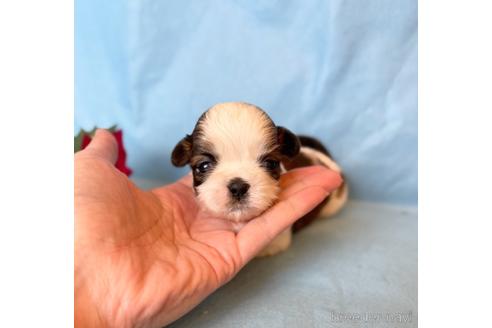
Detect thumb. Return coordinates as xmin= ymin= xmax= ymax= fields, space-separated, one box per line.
xmin=81 ymin=129 xmax=118 ymax=164
xmin=237 ymin=167 xmax=342 ymax=263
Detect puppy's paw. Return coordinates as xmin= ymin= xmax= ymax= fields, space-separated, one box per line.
xmin=257 ymin=228 xmax=292 ymax=257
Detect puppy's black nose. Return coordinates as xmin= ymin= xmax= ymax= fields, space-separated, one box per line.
xmin=228 ymin=178 xmax=250 ymax=200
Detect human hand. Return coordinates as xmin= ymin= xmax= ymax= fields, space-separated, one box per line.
xmin=75 ymin=129 xmax=342 ymax=328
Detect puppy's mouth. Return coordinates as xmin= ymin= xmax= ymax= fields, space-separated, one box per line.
xmin=229 ymin=200 xmax=251 ymax=213
xmin=229 ymin=193 xmax=250 ymax=207
xmin=227 ymin=202 xmax=260 ymax=222
xmin=229 ymin=202 xmax=250 ymax=212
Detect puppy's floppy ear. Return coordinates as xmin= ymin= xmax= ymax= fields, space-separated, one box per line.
xmin=277 ymin=126 xmax=300 ymax=158
xmin=171 ymin=134 xmax=193 ymax=167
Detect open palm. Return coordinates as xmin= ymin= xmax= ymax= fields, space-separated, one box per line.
xmin=75 ymin=130 xmax=342 ymax=328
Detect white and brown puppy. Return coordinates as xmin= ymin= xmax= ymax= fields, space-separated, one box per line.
xmin=171 ymin=102 xmax=348 ymax=256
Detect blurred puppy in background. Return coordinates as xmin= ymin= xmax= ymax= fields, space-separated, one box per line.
xmin=171 ymin=102 xmax=348 ymax=256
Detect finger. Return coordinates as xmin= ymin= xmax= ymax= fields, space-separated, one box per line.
xmin=237 ymin=169 xmax=342 ymax=263
xmin=279 ymin=166 xmax=340 ymax=199
xmin=81 ymin=129 xmax=118 ymax=164
xmin=279 ymin=165 xmax=329 ymax=188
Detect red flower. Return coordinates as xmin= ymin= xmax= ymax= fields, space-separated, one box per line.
xmin=81 ymin=130 xmax=133 ymax=176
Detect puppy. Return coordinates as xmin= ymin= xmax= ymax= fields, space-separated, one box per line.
xmin=171 ymin=102 xmax=348 ymax=256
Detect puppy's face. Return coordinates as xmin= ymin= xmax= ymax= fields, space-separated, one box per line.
xmin=171 ymin=102 xmax=300 ymax=222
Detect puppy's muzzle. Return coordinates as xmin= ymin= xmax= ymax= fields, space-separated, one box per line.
xmin=227 ymin=178 xmax=250 ymax=201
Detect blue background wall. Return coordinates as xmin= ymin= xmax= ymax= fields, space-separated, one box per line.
xmin=75 ymin=0 xmax=417 ymax=205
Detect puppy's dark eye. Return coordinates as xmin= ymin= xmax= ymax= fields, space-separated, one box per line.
xmin=263 ymin=159 xmax=279 ymax=171
xmin=196 ymin=161 xmax=213 ymax=174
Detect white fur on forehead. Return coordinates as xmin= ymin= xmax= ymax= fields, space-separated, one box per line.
xmin=200 ymin=103 xmax=276 ymax=158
